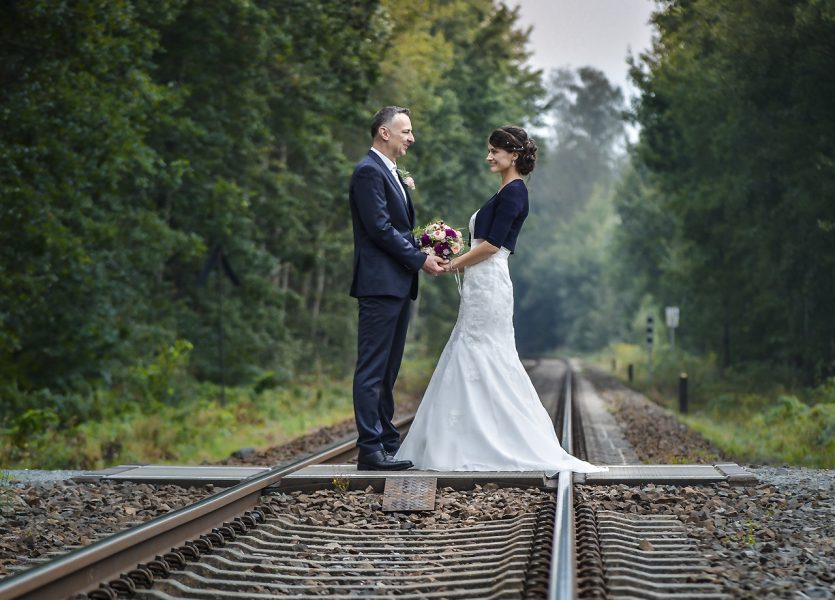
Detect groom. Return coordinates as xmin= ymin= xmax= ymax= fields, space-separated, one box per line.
xmin=349 ymin=106 xmax=446 ymax=471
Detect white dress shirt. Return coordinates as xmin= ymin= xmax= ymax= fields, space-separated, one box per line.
xmin=370 ymin=147 xmax=407 ymax=204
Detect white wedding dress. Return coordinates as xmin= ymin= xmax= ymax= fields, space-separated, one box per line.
xmin=395 ymin=211 xmax=605 ymax=475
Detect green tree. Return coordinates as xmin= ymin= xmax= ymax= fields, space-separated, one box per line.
xmin=514 ymin=67 xmax=627 ymax=355
xmin=621 ymin=0 xmax=835 ymax=380
xmin=0 ymin=0 xmax=546 ymax=431
xmin=0 ymin=0 xmax=188 ymax=392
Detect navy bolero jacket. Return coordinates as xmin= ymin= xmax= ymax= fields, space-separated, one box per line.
xmin=471 ymin=179 xmax=529 ymax=253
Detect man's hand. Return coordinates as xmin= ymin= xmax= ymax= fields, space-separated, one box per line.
xmin=421 ymin=255 xmax=448 ymax=276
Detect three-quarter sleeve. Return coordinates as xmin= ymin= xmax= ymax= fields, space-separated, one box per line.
xmin=484 ymin=187 xmax=525 ymax=249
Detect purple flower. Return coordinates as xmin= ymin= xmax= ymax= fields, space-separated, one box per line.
xmin=420 ymin=233 xmax=431 ymax=246
xmin=435 ymin=242 xmax=450 ymax=256
xmin=445 ymin=228 xmax=456 ymax=238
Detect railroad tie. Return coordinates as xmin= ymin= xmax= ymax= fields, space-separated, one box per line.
xmin=129 ymin=508 xmax=555 ymax=599
xmin=596 ymin=511 xmax=730 ymax=599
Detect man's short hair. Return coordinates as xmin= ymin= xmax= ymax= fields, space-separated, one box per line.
xmin=370 ymin=106 xmax=411 ymax=139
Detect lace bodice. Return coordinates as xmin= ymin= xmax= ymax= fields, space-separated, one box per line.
xmin=448 ymin=210 xmax=515 ymax=357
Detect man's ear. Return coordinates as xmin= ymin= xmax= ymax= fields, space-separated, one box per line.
xmin=379 ymin=126 xmax=390 ymax=141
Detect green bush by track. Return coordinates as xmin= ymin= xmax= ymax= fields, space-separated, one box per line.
xmin=0 ymin=349 xmax=434 ymax=470
xmin=594 ymin=344 xmax=834 ymax=469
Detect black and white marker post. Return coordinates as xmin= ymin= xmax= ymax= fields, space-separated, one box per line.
xmin=666 ymin=306 xmax=680 ymax=351
xmin=646 ymin=314 xmax=654 ymax=385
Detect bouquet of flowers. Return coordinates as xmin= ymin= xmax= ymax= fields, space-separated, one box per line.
xmin=414 ymin=220 xmax=466 ymax=258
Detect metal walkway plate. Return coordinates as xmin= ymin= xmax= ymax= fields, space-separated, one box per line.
xmin=579 ymin=463 xmax=756 ymax=485
xmin=382 ymin=477 xmax=437 ymax=512
xmin=72 ymin=465 xmax=270 ymax=486
xmin=71 ymin=463 xmax=756 ymax=488
xmin=277 ymin=462 xmax=756 ymax=491
xmin=279 ymin=464 xmax=551 ymax=492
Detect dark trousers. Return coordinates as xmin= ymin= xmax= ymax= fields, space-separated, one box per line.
xmin=353 ymin=295 xmax=411 ymax=455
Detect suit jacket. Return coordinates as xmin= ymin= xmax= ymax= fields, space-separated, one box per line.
xmin=349 ymin=150 xmax=425 ymax=299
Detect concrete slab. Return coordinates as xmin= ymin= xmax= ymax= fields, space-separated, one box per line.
xmin=276 ymin=464 xmax=550 ymax=492
xmin=69 ymin=462 xmax=756 ymax=489
xmin=715 ymin=463 xmax=759 ymax=485
xmin=72 ymin=465 xmax=270 ymax=486
xmin=274 ymin=462 xmax=756 ymax=492
xmin=578 ymin=464 xmax=755 ymax=485
xmin=4 ymin=469 xmax=89 ymax=484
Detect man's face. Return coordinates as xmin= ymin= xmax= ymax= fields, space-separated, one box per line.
xmin=381 ymin=114 xmax=414 ymax=158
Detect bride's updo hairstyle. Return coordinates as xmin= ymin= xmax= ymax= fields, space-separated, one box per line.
xmin=489 ymin=126 xmax=537 ymax=175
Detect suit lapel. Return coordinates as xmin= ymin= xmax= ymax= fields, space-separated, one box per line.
xmin=398 ymin=173 xmax=416 ymax=227
xmin=368 ymin=150 xmax=411 ymax=221
xmin=368 ymin=151 xmax=405 ymax=200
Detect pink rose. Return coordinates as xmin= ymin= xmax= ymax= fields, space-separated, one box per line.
xmin=451 ymin=243 xmax=461 ymax=254
xmin=404 ymin=176 xmax=415 ymax=189
xmin=433 ymin=229 xmax=445 ymax=241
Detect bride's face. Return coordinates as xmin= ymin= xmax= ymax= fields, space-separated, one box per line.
xmin=486 ymin=144 xmax=518 ymax=174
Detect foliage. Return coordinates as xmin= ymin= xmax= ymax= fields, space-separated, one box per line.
xmin=514 ymin=67 xmax=628 ymax=355
xmin=0 ymin=0 xmax=190 ymax=392
xmin=0 ymin=357 xmax=432 ymax=469
xmin=0 ymin=0 xmax=541 ymax=464
xmin=619 ymin=0 xmax=835 ymax=382
xmin=596 ymin=344 xmax=835 ymax=468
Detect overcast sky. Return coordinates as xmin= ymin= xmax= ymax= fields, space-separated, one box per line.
xmin=512 ymin=0 xmax=656 ymax=99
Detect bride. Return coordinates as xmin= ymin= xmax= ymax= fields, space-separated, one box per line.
xmin=395 ymin=126 xmax=604 ymax=475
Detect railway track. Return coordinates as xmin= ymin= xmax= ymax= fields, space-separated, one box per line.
xmin=0 ymin=360 xmax=756 ymax=599
xmin=0 ymin=423 xmax=384 ymax=600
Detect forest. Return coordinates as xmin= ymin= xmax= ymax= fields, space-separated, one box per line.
xmin=1 ymin=0 xmax=833 ymax=468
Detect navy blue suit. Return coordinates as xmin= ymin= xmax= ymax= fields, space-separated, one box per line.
xmin=349 ymin=150 xmax=426 ymax=454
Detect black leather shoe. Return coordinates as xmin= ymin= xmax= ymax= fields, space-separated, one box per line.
xmin=357 ymin=450 xmax=413 ymax=471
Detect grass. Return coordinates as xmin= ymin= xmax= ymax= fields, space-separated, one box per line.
xmin=0 ymin=356 xmax=435 ymax=470
xmin=590 ymin=343 xmax=835 ymax=469
xmin=0 ymin=470 xmax=12 ymax=508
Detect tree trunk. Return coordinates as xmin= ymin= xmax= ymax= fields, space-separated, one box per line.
xmin=311 ymin=261 xmax=326 ymax=337
xmin=722 ymin=318 xmax=731 ymax=371
xmin=300 ymin=270 xmax=311 ymax=314
xmin=273 ymin=261 xmax=286 ymax=325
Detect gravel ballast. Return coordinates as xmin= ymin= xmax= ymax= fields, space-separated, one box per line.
xmin=577 ymin=468 xmax=834 ymax=599
xmin=0 ymin=480 xmax=211 ymax=577
xmin=266 ymin=484 xmax=551 ymax=530
xmin=580 ymin=368 xmax=834 ymax=599
xmin=582 ymin=367 xmax=725 ymax=464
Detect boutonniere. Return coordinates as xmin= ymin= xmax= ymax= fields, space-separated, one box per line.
xmin=397 ymin=168 xmax=416 ymax=190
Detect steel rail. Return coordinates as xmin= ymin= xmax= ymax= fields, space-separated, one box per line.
xmin=548 ymin=362 xmax=578 ymax=600
xmin=0 ymin=416 xmax=412 ymax=600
